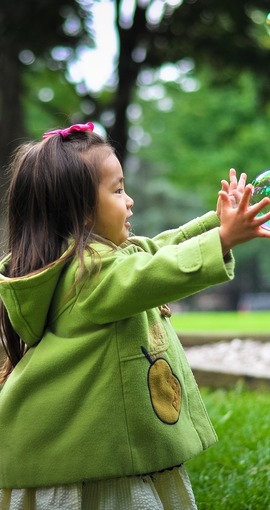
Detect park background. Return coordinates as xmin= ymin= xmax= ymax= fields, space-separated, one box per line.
xmin=0 ymin=1 xmax=269 ymax=509
xmin=1 ymin=0 xmax=270 ymax=312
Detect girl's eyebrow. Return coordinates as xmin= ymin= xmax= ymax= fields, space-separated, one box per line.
xmin=112 ymin=176 xmax=125 ymax=185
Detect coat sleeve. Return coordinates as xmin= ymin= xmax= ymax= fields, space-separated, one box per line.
xmin=77 ymin=226 xmax=234 ymax=324
xmin=131 ymin=211 xmax=220 ymax=252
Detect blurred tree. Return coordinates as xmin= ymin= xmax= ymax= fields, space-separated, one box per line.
xmin=125 ymin=68 xmax=270 ymax=306
xmin=110 ymin=0 xmax=270 ymax=161
xmin=127 ymin=158 xmax=205 ymax=237
xmin=0 ymin=0 xmax=93 ymax=183
xmin=1 ymin=0 xmax=270 ymax=301
xmin=129 ymin=69 xmax=270 ymax=209
xmin=2 ymin=0 xmax=270 ymax=165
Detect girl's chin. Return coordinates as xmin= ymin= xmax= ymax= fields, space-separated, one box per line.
xmin=119 ymin=229 xmax=131 ymax=244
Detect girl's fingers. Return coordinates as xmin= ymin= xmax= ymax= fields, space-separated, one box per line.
xmin=237 ymin=184 xmax=253 ymax=210
xmin=229 ymin=168 xmax=237 ymax=191
xmin=228 ymin=168 xmax=247 ymax=188
xmin=227 ymin=170 xmax=247 ymax=208
xmin=221 ymin=179 xmax=229 ymax=193
xmin=218 ymin=189 xmax=231 ymax=203
xmin=249 ymin=197 xmax=270 ymax=217
xmin=256 ymin=224 xmax=270 ymax=238
xmin=250 ymin=207 xmax=270 ymax=226
xmin=228 ymin=193 xmax=237 ymax=208
xmin=237 ymin=172 xmax=247 ymax=192
xmin=219 ymin=187 xmax=270 ymax=223
xmin=228 ymin=168 xmax=246 ymax=189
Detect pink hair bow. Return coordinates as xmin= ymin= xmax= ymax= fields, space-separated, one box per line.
xmin=42 ymin=121 xmax=94 ymax=139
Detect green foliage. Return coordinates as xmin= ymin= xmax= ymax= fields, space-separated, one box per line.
xmin=131 ymin=71 xmax=270 ymax=210
xmin=22 ymin=66 xmax=82 ymax=137
xmin=0 ymin=0 xmax=93 ymax=53
xmin=126 ymin=70 xmax=270 ymax=297
xmin=187 ymin=386 xmax=270 ymax=509
xmin=1 ymin=0 xmax=270 ymax=301
xmin=126 ymin=159 xmax=205 ymax=237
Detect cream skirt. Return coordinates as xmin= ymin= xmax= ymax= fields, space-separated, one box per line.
xmin=0 ymin=466 xmax=198 ymax=510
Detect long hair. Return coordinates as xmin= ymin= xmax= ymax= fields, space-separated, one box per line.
xmin=0 ymin=129 xmax=114 ymax=382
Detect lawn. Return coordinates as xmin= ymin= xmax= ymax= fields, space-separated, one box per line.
xmin=186 ymin=386 xmax=270 ymax=510
xmin=171 ymin=312 xmax=270 ymax=508
xmin=171 ymin=311 xmax=270 ymax=335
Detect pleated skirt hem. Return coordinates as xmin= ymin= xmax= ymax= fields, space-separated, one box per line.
xmin=0 ymin=465 xmax=198 ymax=510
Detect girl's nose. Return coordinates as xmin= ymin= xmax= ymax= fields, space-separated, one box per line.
xmin=126 ymin=193 xmax=134 ymax=208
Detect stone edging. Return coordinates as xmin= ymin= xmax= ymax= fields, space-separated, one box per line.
xmin=178 ymin=332 xmax=270 ymax=390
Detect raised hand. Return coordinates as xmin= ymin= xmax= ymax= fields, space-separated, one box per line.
xmin=218 ymin=183 xmax=270 ymax=256
xmin=217 ymin=168 xmax=247 ymax=217
xmin=224 ymin=168 xmax=247 ymax=207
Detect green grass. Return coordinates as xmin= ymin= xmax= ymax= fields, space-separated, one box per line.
xmin=171 ymin=311 xmax=270 ymax=334
xmin=186 ymin=385 xmax=270 ymax=510
xmin=170 ymin=312 xmax=270 ymax=506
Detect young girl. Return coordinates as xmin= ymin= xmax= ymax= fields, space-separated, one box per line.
xmin=0 ymin=122 xmax=269 ymax=510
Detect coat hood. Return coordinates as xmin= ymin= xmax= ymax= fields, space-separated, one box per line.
xmin=0 ymin=255 xmax=67 ymax=347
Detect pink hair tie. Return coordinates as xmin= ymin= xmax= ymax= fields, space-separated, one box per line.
xmin=42 ymin=121 xmax=94 ymax=139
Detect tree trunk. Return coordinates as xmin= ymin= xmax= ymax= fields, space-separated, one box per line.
xmin=108 ymin=1 xmax=147 ymax=164
xmin=0 ymin=47 xmax=25 ymax=253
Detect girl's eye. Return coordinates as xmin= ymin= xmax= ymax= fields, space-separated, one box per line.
xmin=115 ymin=188 xmax=124 ymax=194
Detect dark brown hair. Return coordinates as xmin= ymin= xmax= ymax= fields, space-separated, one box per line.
xmin=0 ymin=129 xmax=114 ymax=382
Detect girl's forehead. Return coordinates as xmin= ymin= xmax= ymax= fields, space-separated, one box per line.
xmin=100 ymin=153 xmax=123 ymax=179
xmin=84 ymin=145 xmax=116 ymax=175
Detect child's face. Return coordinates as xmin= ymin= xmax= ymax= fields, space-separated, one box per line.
xmin=93 ymin=153 xmax=134 ymax=245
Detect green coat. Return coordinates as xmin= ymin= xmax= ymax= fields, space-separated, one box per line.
xmin=0 ymin=212 xmax=234 ymax=489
